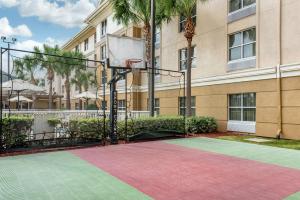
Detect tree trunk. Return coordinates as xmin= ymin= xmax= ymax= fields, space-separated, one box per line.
xmin=79 ymin=86 xmax=82 ymax=110
xmin=48 ymin=80 xmax=53 ymax=110
xmin=48 ymin=69 xmax=54 ymax=110
xmin=65 ymin=76 xmax=71 ymax=110
xmin=186 ymin=40 xmax=192 ymax=117
xmin=184 ymin=17 xmax=195 ymax=117
xmin=143 ymin=23 xmax=152 ymax=111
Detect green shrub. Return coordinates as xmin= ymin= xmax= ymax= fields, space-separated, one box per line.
xmin=69 ymin=116 xmax=185 ymax=140
xmin=186 ymin=116 xmax=217 ymax=134
xmin=68 ymin=116 xmax=217 ymax=140
xmin=47 ymin=118 xmax=61 ymax=127
xmin=118 ymin=116 xmax=185 ymax=139
xmin=2 ymin=116 xmax=33 ymax=148
xmin=69 ymin=118 xmax=109 ymax=139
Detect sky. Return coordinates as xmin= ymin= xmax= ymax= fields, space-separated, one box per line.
xmin=0 ymin=0 xmax=99 ymax=73
xmin=0 ymin=0 xmax=98 ymax=50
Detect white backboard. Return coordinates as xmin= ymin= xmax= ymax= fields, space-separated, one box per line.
xmin=106 ymin=34 xmax=146 ymax=69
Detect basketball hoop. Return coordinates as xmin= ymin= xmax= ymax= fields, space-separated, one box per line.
xmin=125 ymin=59 xmax=143 ymax=69
xmin=106 ymin=34 xmax=146 ymax=69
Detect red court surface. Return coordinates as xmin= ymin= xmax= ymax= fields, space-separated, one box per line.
xmin=71 ymin=141 xmax=300 ymax=200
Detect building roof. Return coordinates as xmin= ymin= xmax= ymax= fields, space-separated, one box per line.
xmin=61 ymin=25 xmax=94 ymax=50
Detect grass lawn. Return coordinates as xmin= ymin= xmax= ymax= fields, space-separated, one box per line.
xmin=217 ymin=134 xmax=300 ymax=150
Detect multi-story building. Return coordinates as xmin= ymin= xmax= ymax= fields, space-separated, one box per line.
xmin=61 ymin=0 xmax=300 ymax=140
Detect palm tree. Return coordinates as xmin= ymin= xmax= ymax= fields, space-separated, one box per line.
xmin=166 ymin=0 xmax=208 ymax=117
xmin=14 ymin=55 xmax=39 ymax=85
xmin=71 ymin=69 xmax=94 ymax=110
xmin=36 ymin=45 xmax=61 ymax=110
xmin=111 ymin=0 xmax=171 ymax=109
xmin=57 ymin=50 xmax=85 ymax=110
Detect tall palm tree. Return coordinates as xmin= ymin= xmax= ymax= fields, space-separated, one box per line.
xmin=71 ymin=69 xmax=94 ymax=110
xmin=57 ymin=50 xmax=85 ymax=110
xmin=165 ymin=0 xmax=208 ymax=117
xmin=111 ymin=0 xmax=171 ymax=109
xmin=36 ymin=45 xmax=61 ymax=110
xmin=14 ymin=55 xmax=39 ymax=85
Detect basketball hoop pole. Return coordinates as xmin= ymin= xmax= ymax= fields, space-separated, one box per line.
xmin=149 ymin=0 xmax=156 ymax=117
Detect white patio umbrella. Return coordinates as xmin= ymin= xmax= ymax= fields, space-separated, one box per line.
xmin=9 ymin=96 xmax=33 ymax=110
xmin=2 ymin=79 xmax=45 ymax=110
xmin=9 ymin=96 xmax=33 ymax=103
xmin=74 ymin=91 xmax=102 ymax=109
xmin=74 ymin=91 xmax=100 ymax=100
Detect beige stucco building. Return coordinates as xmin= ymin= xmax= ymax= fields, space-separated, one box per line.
xmin=61 ymin=0 xmax=300 ymax=140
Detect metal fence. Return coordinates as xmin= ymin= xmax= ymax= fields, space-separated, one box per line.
xmin=2 ymin=110 xmax=151 ymax=134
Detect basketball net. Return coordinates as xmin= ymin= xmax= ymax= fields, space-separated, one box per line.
xmin=125 ymin=59 xmax=143 ymax=70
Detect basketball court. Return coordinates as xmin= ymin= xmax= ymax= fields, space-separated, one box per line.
xmin=1 ymin=137 xmax=300 ymax=200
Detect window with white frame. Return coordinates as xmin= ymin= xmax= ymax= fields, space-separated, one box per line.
xmin=94 ymin=54 xmax=97 ymax=66
xmin=179 ymin=46 xmax=196 ymax=71
xmin=229 ymin=93 xmax=256 ymax=122
xmin=179 ymin=6 xmax=197 ymax=32
xmin=118 ymin=100 xmax=126 ymax=111
xmin=155 ymin=98 xmax=160 ymax=115
xmin=229 ymin=0 xmax=256 ymax=13
xmin=84 ymin=39 xmax=88 ymax=51
xmin=179 ymin=96 xmax=196 ymax=116
xmin=94 ymin=33 xmax=97 ymax=43
xmin=101 ymin=19 xmax=107 ymax=37
xmin=155 ymin=56 xmax=160 ymax=76
xmin=229 ymin=28 xmax=256 ymax=61
xmin=100 ymin=45 xmax=106 ymax=60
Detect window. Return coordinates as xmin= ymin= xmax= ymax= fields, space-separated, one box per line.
xmin=100 ymin=45 xmax=106 ymax=60
xmin=229 ymin=0 xmax=256 ymax=13
xmin=155 ymin=56 xmax=160 ymax=76
xmin=155 ymin=98 xmax=160 ymax=115
xmin=101 ymin=70 xmax=107 ymax=84
xmin=118 ymin=100 xmax=126 ymax=111
xmin=155 ymin=27 xmax=160 ymax=47
xmin=229 ymin=28 xmax=256 ymax=61
xmin=179 ymin=46 xmax=196 ymax=70
xmin=179 ymin=6 xmax=197 ymax=32
xmin=84 ymin=39 xmax=88 ymax=51
xmin=61 ymin=85 xmax=65 ymax=93
xmin=229 ymin=93 xmax=256 ymax=122
xmin=146 ymin=98 xmax=160 ymax=114
xmin=101 ymin=100 xmax=107 ymax=110
xmin=75 ymin=45 xmax=79 ymax=52
xmin=94 ymin=54 xmax=97 ymax=66
xmin=179 ymin=96 xmax=196 ymax=116
xmin=75 ymin=103 xmax=79 ymax=110
xmin=94 ymin=33 xmax=97 ymax=43
xmin=101 ymin=19 xmax=107 ymax=37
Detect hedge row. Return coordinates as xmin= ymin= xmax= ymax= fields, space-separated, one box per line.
xmin=1 ymin=116 xmax=217 ymax=149
xmin=1 ymin=116 xmax=34 ymax=148
xmin=69 ymin=116 xmax=217 ymax=139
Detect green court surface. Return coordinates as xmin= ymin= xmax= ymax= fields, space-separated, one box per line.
xmin=167 ymin=137 xmax=300 ymax=170
xmin=1 ymin=137 xmax=300 ymax=200
xmin=0 ymin=152 xmax=151 ymax=200
xmin=285 ymin=192 xmax=300 ymax=200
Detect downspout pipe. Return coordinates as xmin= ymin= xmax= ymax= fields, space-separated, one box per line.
xmin=276 ymin=64 xmax=282 ymax=139
xmin=277 ymin=0 xmax=283 ymax=139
